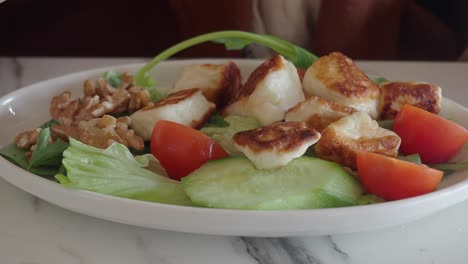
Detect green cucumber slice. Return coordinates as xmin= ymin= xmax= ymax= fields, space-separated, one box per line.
xmin=182 ymin=157 xmax=363 ymax=210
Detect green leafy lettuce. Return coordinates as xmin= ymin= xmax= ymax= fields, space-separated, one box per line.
xmin=56 ymin=138 xmax=193 ymax=206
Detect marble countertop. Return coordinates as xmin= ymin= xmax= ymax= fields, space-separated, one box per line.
xmin=1 ymin=57 xmax=468 ymax=264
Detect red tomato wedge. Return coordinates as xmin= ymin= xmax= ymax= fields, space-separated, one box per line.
xmin=393 ymin=105 xmax=468 ymax=164
xmin=356 ymin=152 xmax=443 ymax=200
xmin=150 ymin=120 xmax=228 ymax=180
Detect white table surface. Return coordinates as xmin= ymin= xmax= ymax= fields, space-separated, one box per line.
xmin=1 ymin=57 xmax=468 ymax=264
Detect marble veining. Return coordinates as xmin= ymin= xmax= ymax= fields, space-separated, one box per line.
xmin=1 ymin=57 xmax=468 ymax=263
xmin=241 ymin=238 xmax=324 ymax=264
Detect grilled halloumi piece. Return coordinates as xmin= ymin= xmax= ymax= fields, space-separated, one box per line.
xmin=130 ymin=88 xmax=215 ymax=140
xmin=223 ymin=55 xmax=305 ymax=125
xmin=171 ymin=61 xmax=242 ymax=107
xmin=315 ymin=112 xmax=400 ymax=169
xmin=302 ymin=52 xmax=380 ymax=119
xmin=233 ymin=121 xmax=320 ymax=169
xmin=285 ymin=96 xmax=358 ymax=132
xmin=379 ymin=81 xmax=442 ymax=120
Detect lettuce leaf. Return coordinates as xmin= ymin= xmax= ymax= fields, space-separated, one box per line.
xmin=201 ymin=115 xmax=260 ymax=156
xmin=56 ymin=138 xmax=193 ymax=206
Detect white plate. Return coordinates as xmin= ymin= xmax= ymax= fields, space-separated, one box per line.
xmin=1 ymin=59 xmax=468 ymax=237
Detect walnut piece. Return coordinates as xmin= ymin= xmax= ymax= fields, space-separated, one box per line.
xmin=15 ymin=128 xmax=40 ymax=149
xmin=17 ymin=72 xmax=150 ymax=155
xmin=50 ymin=73 xmax=153 ymax=125
xmin=52 ymin=115 xmax=144 ymax=150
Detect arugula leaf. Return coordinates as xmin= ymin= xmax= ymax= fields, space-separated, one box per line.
xmin=102 ymin=70 xmax=123 ymax=88
xmin=202 ymin=112 xmax=230 ymax=128
xmin=134 ymin=30 xmax=319 ymax=90
xmin=28 ymin=128 xmax=69 ymax=169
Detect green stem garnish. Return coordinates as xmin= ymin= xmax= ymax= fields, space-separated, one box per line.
xmin=134 ymin=30 xmax=319 ymax=89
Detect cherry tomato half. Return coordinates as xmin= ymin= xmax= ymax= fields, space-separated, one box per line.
xmin=150 ymin=120 xmax=228 ymax=180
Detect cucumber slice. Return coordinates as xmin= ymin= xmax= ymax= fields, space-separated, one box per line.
xmin=182 ymin=157 xmax=363 ymax=210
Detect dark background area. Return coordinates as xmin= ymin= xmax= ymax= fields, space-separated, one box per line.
xmin=0 ymin=0 xmax=466 ymax=60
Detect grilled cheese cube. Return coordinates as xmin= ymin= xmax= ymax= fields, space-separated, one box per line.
xmin=285 ymin=96 xmax=358 ymax=132
xmin=379 ymin=81 xmax=442 ymax=120
xmin=171 ymin=61 xmax=242 ymax=107
xmin=233 ymin=122 xmax=320 ymax=169
xmin=302 ymin=52 xmax=380 ymax=119
xmin=315 ymin=112 xmax=400 ymax=169
xmin=130 ymin=88 xmax=215 ymax=140
xmin=223 ymin=55 xmax=305 ymax=125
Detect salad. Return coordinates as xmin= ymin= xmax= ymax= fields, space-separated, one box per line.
xmin=1 ymin=31 xmax=468 ymax=210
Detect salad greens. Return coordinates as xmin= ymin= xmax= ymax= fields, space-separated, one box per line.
xmin=201 ymin=112 xmax=230 ymax=128
xmin=134 ymin=30 xmax=319 ymax=92
xmin=28 ymin=128 xmax=69 ymax=169
xmin=102 ymin=70 xmax=123 ymax=88
xmin=56 ymin=139 xmax=192 ymax=206
xmin=102 ymin=70 xmax=164 ymax=102
xmin=0 ymin=126 xmax=68 ymax=178
xmin=201 ymin=115 xmax=261 ymax=156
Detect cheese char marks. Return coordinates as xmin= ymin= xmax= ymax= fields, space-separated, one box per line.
xmin=302 ymin=52 xmax=380 ymax=119
xmin=315 ymin=112 xmax=401 ymax=169
xmin=379 ymin=81 xmax=442 ymax=120
xmin=223 ymin=55 xmax=305 ymax=125
xmin=285 ymin=96 xmax=358 ymax=132
xmin=130 ymin=88 xmax=215 ymax=140
xmin=171 ymin=61 xmax=242 ymax=107
xmin=233 ymin=122 xmax=320 ymax=169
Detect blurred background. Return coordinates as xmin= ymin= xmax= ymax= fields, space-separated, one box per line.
xmin=1 ymin=0 xmax=467 ymax=61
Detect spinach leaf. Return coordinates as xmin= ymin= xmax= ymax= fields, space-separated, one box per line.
xmin=134 ymin=30 xmax=319 ymax=92
xmin=29 ymin=128 xmax=69 ymax=169
xmin=0 ymin=142 xmax=62 ymax=178
xmin=0 ymin=143 xmax=29 ymax=169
